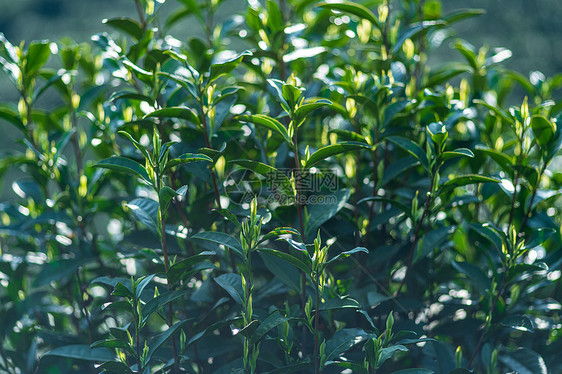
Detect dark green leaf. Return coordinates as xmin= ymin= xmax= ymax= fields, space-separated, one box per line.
xmin=452 ymin=261 xmax=491 ymax=294
xmin=316 ymin=1 xmax=380 ymax=30
xmin=144 ymin=106 xmax=199 ymax=124
xmin=386 ymin=136 xmax=429 ymax=172
xmin=214 ymin=273 xmax=244 ymax=304
xmin=501 ymin=315 xmax=534 ymax=333
xmin=324 ymin=328 xmax=369 ymax=361
xmin=236 ymin=114 xmax=293 ymax=146
xmin=103 ymin=17 xmax=144 ymax=40
xmin=44 ymin=345 xmax=115 ymax=361
xmin=95 ymin=156 xmax=151 ymax=182
xmin=251 ymin=310 xmax=289 ymax=345
xmin=304 ymin=142 xmax=371 ymax=169
xmin=126 ymin=198 xmax=160 ymax=236
xmin=530 ymin=115 xmax=556 ymax=147
xmin=209 ymin=51 xmax=251 ymax=82
xmin=191 ymin=232 xmax=244 ymax=259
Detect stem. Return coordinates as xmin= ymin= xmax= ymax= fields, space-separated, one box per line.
xmin=135 ymin=0 xmax=147 ymax=31
xmin=519 ymin=163 xmax=547 ymax=234
xmin=134 ymin=300 xmax=142 ymax=373
xmin=160 ymin=209 xmax=180 ymax=373
xmin=395 ymin=173 xmax=435 ymax=296
xmin=314 ymin=280 xmax=321 ymax=374
xmin=292 ymin=131 xmax=308 ymax=355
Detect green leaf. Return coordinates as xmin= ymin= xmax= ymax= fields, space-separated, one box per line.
xmin=293 ymin=99 xmax=332 ymax=127
xmin=473 ymin=99 xmax=513 ymax=125
xmin=90 ymin=339 xmax=134 ymax=355
xmin=265 ymin=363 xmax=313 ymax=374
xmin=319 ymin=297 xmax=360 ymax=311
xmin=522 ymin=227 xmax=556 ymax=250
xmin=501 ymin=315 xmax=534 ymax=333
xmin=530 ymin=115 xmax=556 ymax=147
xmin=499 ymin=348 xmax=547 ymax=374
xmin=442 ymin=8 xmax=485 ymax=24
xmin=103 ymin=17 xmax=144 ymax=40
xmin=117 ymin=130 xmax=152 ymax=165
xmin=126 ymin=198 xmax=160 ymax=236
xmin=414 ymin=226 xmax=454 ymax=263
xmin=25 ymin=41 xmax=51 ymax=75
xmin=0 ymin=105 xmax=24 ymax=132
xmin=158 ymin=186 xmax=178 ymax=212
xmin=214 ymin=273 xmax=244 ymax=304
xmin=258 ymin=248 xmax=311 ymax=274
xmin=305 ymin=189 xmax=351 ymax=238
xmin=391 ymin=369 xmax=434 ymax=374
xmin=209 ymin=50 xmax=251 ymax=82
xmin=329 ymin=129 xmax=368 ymax=143
xmin=379 ymin=345 xmax=409 ymax=366
xmin=468 ymin=223 xmax=503 ymax=252
xmin=427 ymin=122 xmax=448 ymax=147
xmin=144 ymin=106 xmax=199 ymax=125
xmin=438 ymin=175 xmax=500 ymax=195
xmin=44 ymin=344 xmax=116 ymax=362
xmin=111 ymin=91 xmax=154 ymax=103
xmin=191 ymin=232 xmax=244 ymax=259
xmin=475 ymin=146 xmax=514 ymax=174
xmin=386 ymin=136 xmax=429 ymax=172
xmin=33 ymin=258 xmax=88 ymax=288
xmin=236 ymin=114 xmax=293 ymax=146
xmin=146 ymin=320 xmax=188 ymax=363
xmin=95 ymin=156 xmax=151 ymax=182
xmin=230 ymin=159 xmax=295 ymax=199
xmin=251 ymin=310 xmax=289 ymax=345
xmin=142 ymin=290 xmax=187 ymax=324
xmin=260 ymin=250 xmax=302 ymax=291
xmin=452 ymin=261 xmax=491 ymax=294
xmin=97 ymin=361 xmax=134 ymax=374
xmin=213 ymin=208 xmax=242 ymax=230
xmin=165 ymin=153 xmax=212 ymax=171
xmin=381 ymin=156 xmax=419 ymax=187
xmin=135 ymin=274 xmax=156 ymax=300
xmin=393 ymin=21 xmax=446 ymax=55
xmin=304 ymin=142 xmax=371 ymax=169
xmin=324 ymin=328 xmax=369 ymax=361
xmin=327 ymin=247 xmax=368 ymax=265
xmin=167 ymin=251 xmax=215 ymax=285
xmin=259 ymin=227 xmax=301 ymax=244
xmin=316 ymin=1 xmax=380 ymax=30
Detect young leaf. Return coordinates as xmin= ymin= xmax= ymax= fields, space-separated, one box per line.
xmin=293 ymin=99 xmax=332 ymax=127
xmin=327 ymin=247 xmax=368 ymax=265
xmin=165 ymin=153 xmax=212 ymax=171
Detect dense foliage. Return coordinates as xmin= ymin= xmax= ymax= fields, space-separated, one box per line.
xmin=0 ymin=0 xmax=561 ymax=373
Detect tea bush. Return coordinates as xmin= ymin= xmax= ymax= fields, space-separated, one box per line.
xmin=0 ymin=0 xmax=561 ymax=373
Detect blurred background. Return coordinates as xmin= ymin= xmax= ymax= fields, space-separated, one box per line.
xmin=0 ymin=0 xmax=559 ymax=76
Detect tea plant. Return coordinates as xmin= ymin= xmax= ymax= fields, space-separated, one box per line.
xmin=0 ymin=0 xmax=561 ymax=373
